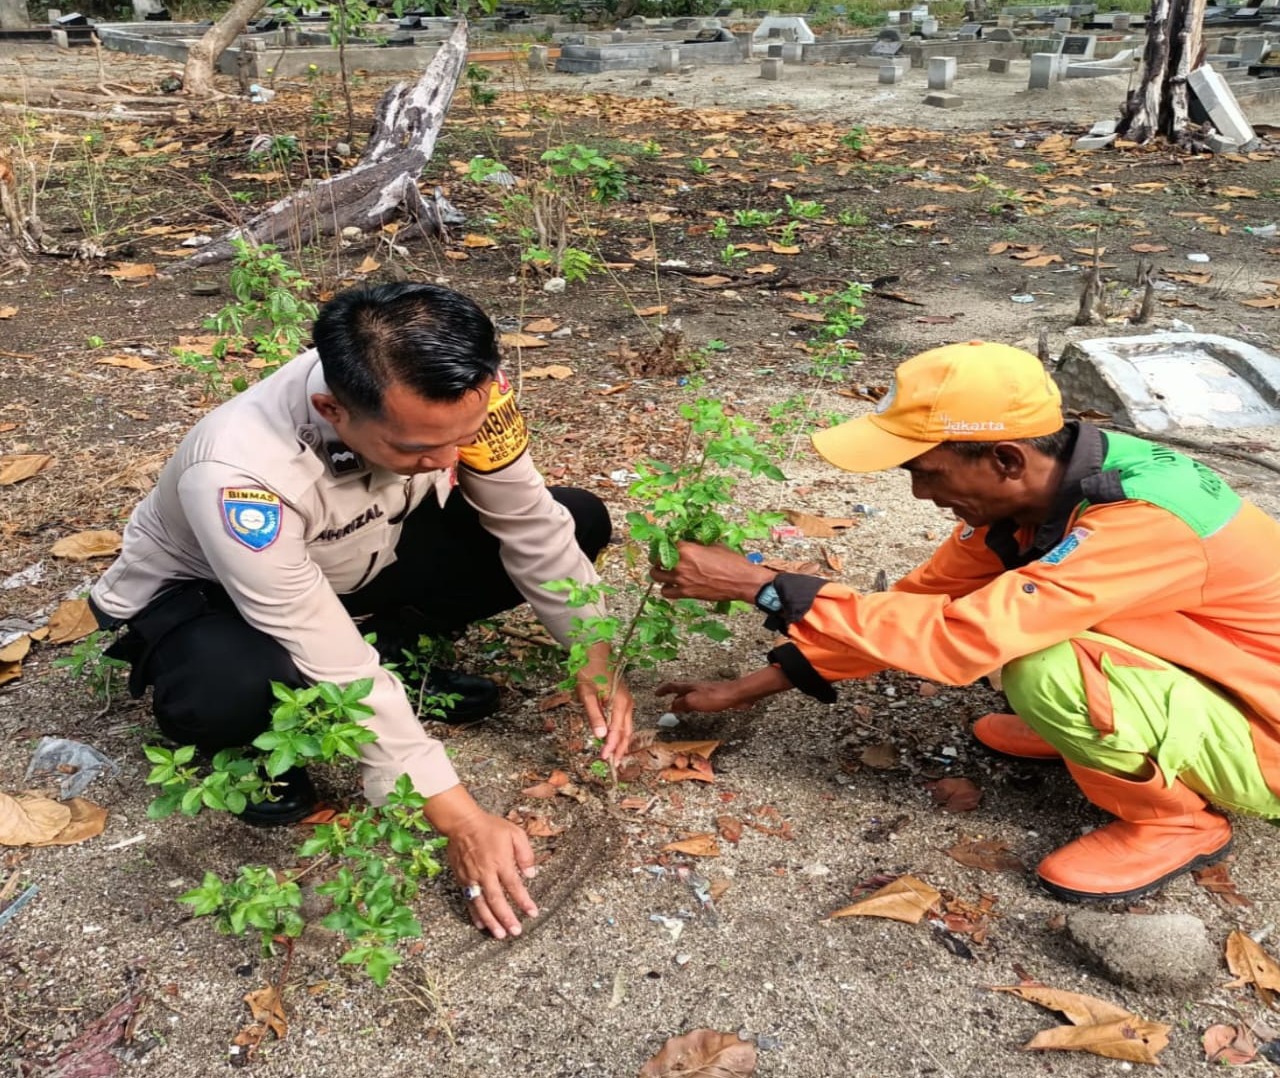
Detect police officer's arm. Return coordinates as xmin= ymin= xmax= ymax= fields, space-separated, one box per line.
xmin=177 ymin=463 xmax=460 ymax=804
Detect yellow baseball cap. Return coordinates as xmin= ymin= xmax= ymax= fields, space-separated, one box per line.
xmin=811 ymin=341 xmax=1064 ymax=473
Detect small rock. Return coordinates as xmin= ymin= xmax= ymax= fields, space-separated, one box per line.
xmin=543 ymin=277 xmax=567 ymax=294
xmin=1066 ymin=910 xmax=1217 ymax=993
xmin=189 ymin=281 xmax=221 ymax=296
xmin=341 ymin=226 xmax=364 ymax=240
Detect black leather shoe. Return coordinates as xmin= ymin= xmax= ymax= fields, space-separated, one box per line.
xmin=237 ymin=767 xmax=317 ymax=827
xmin=423 ymin=668 xmax=501 ymax=724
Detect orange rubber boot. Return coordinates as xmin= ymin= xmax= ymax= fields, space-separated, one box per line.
xmin=1037 ymin=760 xmax=1233 ymax=902
xmin=972 ymin=712 xmax=1063 ymax=760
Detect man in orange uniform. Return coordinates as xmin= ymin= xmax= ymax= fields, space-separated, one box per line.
xmin=651 ymin=341 xmax=1280 ymax=901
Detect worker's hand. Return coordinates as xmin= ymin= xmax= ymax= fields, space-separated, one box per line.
xmin=649 ymin=541 xmax=774 ymax=604
xmin=656 ymin=665 xmax=794 ymax=714
xmin=576 ymin=642 xmax=635 ymax=765
xmin=426 ymin=786 xmax=538 ymax=940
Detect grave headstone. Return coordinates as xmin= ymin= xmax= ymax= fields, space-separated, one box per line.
xmin=1219 ymin=33 xmax=1240 ymax=52
xmin=927 ymin=54 xmax=956 ymax=87
xmin=55 ymin=11 xmax=87 ymax=24
xmin=921 ymin=15 xmax=939 ymax=33
xmin=527 ymin=43 xmax=549 ymax=69
xmin=924 ymin=90 xmax=963 ymax=107
xmin=659 ymin=45 xmax=680 ymax=71
xmin=1029 ymin=50 xmax=1064 ymax=86
xmin=51 ymin=27 xmax=69 ymax=46
xmin=781 ymin=40 xmax=804 ymax=60
xmin=959 ymin=21 xmax=983 ymax=35
xmin=871 ymin=37 xmax=903 ymax=55
xmin=753 ymin=14 xmax=814 ymax=42
xmin=47 ymin=7 xmax=60 ymax=20
xmin=767 ymin=41 xmax=783 ymax=55
xmin=878 ymin=26 xmax=902 ymax=39
xmin=1112 ymin=12 xmax=1131 ymax=30
xmin=761 ymin=55 xmax=783 ymax=77
xmin=1240 ymin=36 xmax=1270 ymax=63
xmin=1188 ymin=62 xmax=1257 ymax=146
xmin=899 ymin=10 xmax=912 ymax=25
xmin=989 ymin=55 xmax=1011 ymax=71
xmin=880 ymin=59 xmax=908 ymax=81
xmin=1053 ymin=15 xmax=1072 ymax=30
xmin=734 ymin=29 xmax=753 ymax=56
xmin=986 ymin=26 xmax=1015 ymax=40
xmin=1059 ymin=32 xmax=1096 ymax=57
xmin=997 ymin=13 xmax=1015 ymax=25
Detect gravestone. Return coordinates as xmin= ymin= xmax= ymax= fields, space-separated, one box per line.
xmin=527 ymin=43 xmax=548 ymax=69
xmin=781 ymin=40 xmax=803 ymax=60
xmin=959 ymin=20 xmax=983 ymax=34
xmin=767 ymin=41 xmax=783 ymax=55
xmin=761 ymin=55 xmax=783 ymax=77
xmin=1056 ymin=334 xmax=1280 ymax=432
xmin=997 ymin=12 xmax=1015 ymax=25
xmin=880 ymin=59 xmax=907 ymax=81
xmin=658 ymin=45 xmax=680 ymax=72
xmin=1240 ymin=36 xmax=1271 ymax=63
xmin=1029 ymin=50 xmax=1065 ymax=85
xmin=986 ymin=26 xmax=1016 ymax=40
xmin=920 ymin=15 xmax=939 ymax=33
xmin=989 ymin=55 xmax=1011 ymax=71
xmin=1220 ymin=33 xmax=1240 ymax=52
xmin=752 ymin=14 xmax=814 ymax=42
xmin=899 ymin=10 xmax=912 ymax=25
xmin=1188 ymin=63 xmax=1257 ymax=145
xmin=878 ymin=25 xmax=902 ymax=39
xmin=871 ymin=37 xmax=903 ymax=55
xmin=923 ymin=90 xmax=963 ymax=106
xmin=1059 ymin=32 xmax=1096 ymax=57
xmin=1053 ymin=15 xmax=1072 ymax=30
xmin=734 ymin=29 xmax=753 ymax=56
xmin=927 ymin=54 xmax=956 ymax=87
xmin=1112 ymin=12 xmax=1131 ymax=30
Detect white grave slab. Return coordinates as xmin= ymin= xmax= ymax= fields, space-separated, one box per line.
xmin=1188 ymin=63 xmax=1256 ymax=146
xmin=752 ymin=15 xmax=814 ymax=43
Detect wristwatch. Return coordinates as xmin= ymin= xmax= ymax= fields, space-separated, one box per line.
xmin=754 ymin=580 xmax=783 ymax=614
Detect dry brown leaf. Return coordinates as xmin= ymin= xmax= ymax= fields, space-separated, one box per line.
xmin=45 ymin=599 xmax=99 ymax=646
xmin=1165 ymin=271 xmax=1211 ymax=285
xmin=1225 ymin=929 xmax=1280 ymax=1007
xmin=499 ymin=332 xmax=550 ymax=350
xmin=1129 ymin=243 xmax=1169 ymax=253
xmin=660 ymin=740 xmax=721 ymax=759
xmin=50 ymin=530 xmax=122 ymax=561
xmin=97 ymin=354 xmax=159 ymax=372
xmin=733 ymin=242 xmax=769 ymax=253
xmin=32 ymin=798 xmax=108 ymax=846
xmin=768 ymin=242 xmax=801 ymax=255
xmin=444 ymin=250 xmax=469 ymax=262
xmin=523 ymin=318 xmax=559 ymax=333
xmin=102 ymin=262 xmax=156 ymax=279
xmin=521 ymin=782 xmax=559 ymax=799
xmin=688 ymin=274 xmax=733 ymax=287
xmin=633 ymin=305 xmax=669 ymax=317
xmin=991 ymin=984 xmax=1133 ymax=1026
xmin=538 ymin=690 xmax=574 ymax=711
xmin=659 ymin=767 xmax=715 ymax=784
xmin=988 ymin=241 xmax=1013 ymax=254
xmin=1202 ymin=1023 xmax=1258 ymax=1065
xmin=831 ymin=875 xmax=941 ymax=923
xmin=0 ymin=635 xmax=30 ymax=687
xmin=1023 ymin=254 xmax=1064 ymax=268
xmin=1024 ymin=1018 xmax=1170 ymax=1064
xmin=354 ymin=255 xmax=380 ymax=274
xmin=639 ymin=1029 xmax=757 ymax=1077
xmin=1241 ymin=294 xmax=1280 ymax=309
xmin=782 ymin=509 xmax=855 ymax=538
xmin=662 ymin=833 xmax=720 ymax=857
xmin=525 ymin=364 xmax=574 ymax=380
xmin=461 ymin=233 xmax=497 ymax=248
xmin=859 ymin=743 xmax=898 ymax=770
xmin=1217 ymin=186 xmax=1258 ymax=198
xmin=744 ymin=263 xmax=778 ymax=275
xmin=1193 ymin=861 xmax=1251 ymax=907
xmin=240 ymin=984 xmax=288 ymax=1043
xmin=0 ymin=454 xmax=53 ymax=485
xmin=716 ymin=815 xmax=743 ymax=844
xmin=0 ymin=305 xmax=16 ymax=319
xmin=787 ymin=310 xmax=827 ymax=323
xmin=0 ymin=422 xmax=16 ymax=433
xmin=0 ymin=790 xmax=73 ymax=846
xmin=929 ymin=777 xmax=982 ymax=812
xmin=945 ymin=836 xmax=1025 ymax=873
xmin=522 ymin=814 xmax=565 ymax=838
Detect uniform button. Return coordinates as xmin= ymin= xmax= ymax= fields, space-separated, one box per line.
xmin=1022 ymin=582 xmax=1037 ymax=594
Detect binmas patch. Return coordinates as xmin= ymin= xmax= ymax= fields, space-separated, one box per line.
xmin=221 ymin=488 xmax=283 ymax=551
xmin=1040 ymin=525 xmax=1090 ymax=566
xmin=458 ymin=368 xmax=529 ymax=474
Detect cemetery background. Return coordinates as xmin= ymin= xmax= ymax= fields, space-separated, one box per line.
xmin=1 ymin=20 xmax=1280 ymax=1076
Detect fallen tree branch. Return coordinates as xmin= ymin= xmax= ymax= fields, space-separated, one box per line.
xmin=0 ymin=101 xmax=180 ymax=124
xmin=169 ymin=19 xmax=470 ymax=274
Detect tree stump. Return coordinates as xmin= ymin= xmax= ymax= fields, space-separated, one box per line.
xmin=1118 ymin=0 xmax=1208 ymax=143
xmin=172 ymin=19 xmax=470 ymax=273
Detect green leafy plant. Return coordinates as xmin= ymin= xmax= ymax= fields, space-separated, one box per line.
xmin=777 ymin=220 xmax=800 ymax=246
xmin=541 ymin=143 xmax=628 ymax=204
xmin=785 ymin=195 xmax=826 ymax=221
xmin=687 ymin=157 xmax=712 ymax=176
xmin=840 ymin=125 xmax=870 ymax=152
xmin=802 ymin=281 xmax=868 ymax=381
xmin=709 ymin=217 xmax=730 ymax=240
xmin=732 ymin=208 xmax=779 ymax=228
xmin=466 ymin=63 xmax=498 ymax=107
xmin=637 ymin=138 xmax=663 ymax=158
xmin=545 ymin=396 xmax=786 ymax=704
xmin=719 ymin=243 xmax=748 ymax=266
xmin=246 ymin=134 xmax=299 ymax=171
xmin=52 ymin=630 xmax=129 ymax=706
xmin=837 ymin=209 xmax=869 ymax=228
xmin=466 ymin=155 xmax=510 ymax=184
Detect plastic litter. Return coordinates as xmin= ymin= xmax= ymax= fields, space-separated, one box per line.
xmin=1 ymin=563 xmax=45 ymax=590
xmin=1010 ymin=294 xmax=1036 ymax=304
xmin=657 ymin=713 xmax=680 ymax=728
xmin=1244 ymin=225 xmax=1277 ymax=238
xmin=1186 ymin=253 xmax=1210 ymax=263
xmin=25 ymin=738 xmax=120 ymax=800
xmin=248 ymin=83 xmax=276 ymax=104
xmin=675 ymin=864 xmax=719 ymax=925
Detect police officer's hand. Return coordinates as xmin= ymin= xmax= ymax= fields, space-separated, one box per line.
xmin=577 ymin=642 xmax=635 ymax=765
xmin=650 ymin=541 xmax=774 ymax=603
xmin=425 ymin=786 xmax=538 ymax=940
xmin=657 ymin=665 xmax=794 ymax=714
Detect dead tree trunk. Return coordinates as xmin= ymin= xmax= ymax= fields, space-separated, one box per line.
xmin=1118 ymin=0 xmax=1207 ymax=142
xmin=1 ymin=154 xmax=41 ymax=276
xmin=182 ymin=0 xmax=270 ymax=98
xmin=171 ymin=19 xmax=469 ymax=273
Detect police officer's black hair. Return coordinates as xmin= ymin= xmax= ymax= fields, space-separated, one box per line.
xmin=312 ymin=282 xmax=500 ymax=416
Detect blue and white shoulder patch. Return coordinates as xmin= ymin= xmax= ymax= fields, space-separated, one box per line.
xmin=1041 ymin=525 xmax=1090 ymax=566
xmin=221 ymin=488 xmax=283 ymax=551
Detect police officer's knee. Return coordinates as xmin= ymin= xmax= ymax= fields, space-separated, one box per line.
xmin=551 ymin=487 xmax=612 ymax=561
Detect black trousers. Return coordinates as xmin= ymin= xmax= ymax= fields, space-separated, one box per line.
xmin=103 ymin=487 xmax=610 ymax=752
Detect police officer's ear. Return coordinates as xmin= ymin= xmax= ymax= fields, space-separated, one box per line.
xmin=311 ymin=393 xmax=349 ymax=427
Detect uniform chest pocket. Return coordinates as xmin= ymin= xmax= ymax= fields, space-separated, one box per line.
xmin=308 ymin=505 xmax=392 ymax=593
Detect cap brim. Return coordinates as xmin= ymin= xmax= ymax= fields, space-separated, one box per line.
xmin=811 ymin=416 xmax=936 ymax=473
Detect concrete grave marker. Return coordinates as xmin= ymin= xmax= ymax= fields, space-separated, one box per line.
xmin=1029 ymin=51 xmax=1067 ymax=86
xmin=927 ymin=54 xmax=956 ymax=87
xmin=1053 ymin=15 xmax=1072 ymax=30
xmin=658 ymin=45 xmax=680 ymax=71
xmin=871 ymin=37 xmax=903 ymax=55
xmin=986 ymin=26 xmax=1016 ymax=40
xmin=1056 ymin=334 xmax=1280 ymax=432
xmin=781 ymin=40 xmax=804 ymax=60
xmin=761 ymin=56 xmax=783 ymax=77
xmin=1188 ymin=63 xmax=1257 ymax=146
xmin=923 ymin=90 xmax=964 ymax=107
xmin=1240 ymin=36 xmax=1271 ymax=63
xmin=880 ymin=59 xmax=908 ymax=81
xmin=1059 ymin=33 xmax=1096 ymax=56
xmin=1112 ymin=12 xmax=1131 ymax=30
xmin=988 ymin=55 xmax=1011 ymax=71
xmin=752 ymin=14 xmax=814 ymax=43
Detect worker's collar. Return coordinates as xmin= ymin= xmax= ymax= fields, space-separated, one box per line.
xmin=984 ymin=421 xmax=1122 ymax=568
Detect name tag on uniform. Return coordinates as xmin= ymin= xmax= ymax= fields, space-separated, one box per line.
xmin=221 ymin=488 xmax=283 ymax=551
xmin=458 ymin=369 xmax=529 ymax=474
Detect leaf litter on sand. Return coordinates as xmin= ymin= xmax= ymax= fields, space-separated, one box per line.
xmin=1225 ymin=929 xmax=1280 ymax=1008
xmin=945 ymin=836 xmax=1025 ymax=873
xmin=0 ymin=791 xmax=108 ymax=847
xmin=39 ymin=991 xmax=143 ymax=1078
xmin=1202 ymin=1023 xmax=1258 ymax=1065
xmin=992 ymin=983 xmax=1170 ymax=1064
xmin=638 ymin=1029 xmax=757 ymax=1077
xmin=830 ymin=874 xmax=941 ymax=923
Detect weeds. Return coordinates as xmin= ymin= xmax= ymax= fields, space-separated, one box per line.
xmin=51 ymin=631 xmax=129 ymax=706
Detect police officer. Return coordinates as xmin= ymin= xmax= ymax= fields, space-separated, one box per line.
xmin=652 ymin=341 xmax=1280 ymax=903
xmin=90 ymin=283 xmax=634 ymax=940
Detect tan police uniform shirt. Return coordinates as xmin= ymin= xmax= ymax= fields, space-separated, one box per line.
xmin=91 ymin=349 xmax=603 ymax=804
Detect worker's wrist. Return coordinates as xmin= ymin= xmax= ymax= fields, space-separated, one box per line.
xmin=422 ymin=783 xmax=483 ymax=836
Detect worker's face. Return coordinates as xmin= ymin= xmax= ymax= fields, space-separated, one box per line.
xmin=313 ymin=380 xmax=492 ymax=476
xmin=900 ymin=443 xmax=1035 ymax=528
